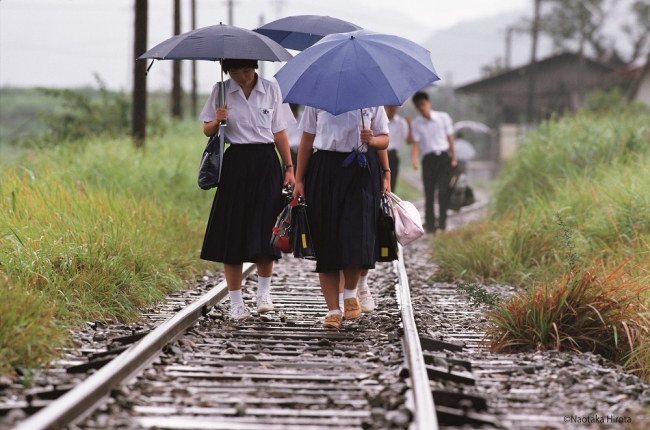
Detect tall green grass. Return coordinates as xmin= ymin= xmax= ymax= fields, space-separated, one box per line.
xmin=0 ymin=121 xmax=216 ymax=376
xmin=433 ymin=110 xmax=650 ymax=286
xmin=429 ymin=108 xmax=650 ymax=379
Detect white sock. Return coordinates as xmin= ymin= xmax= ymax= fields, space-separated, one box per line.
xmin=327 ymin=309 xmax=343 ymax=316
xmin=338 ymin=293 xmax=344 ymax=304
xmin=257 ymin=276 xmax=271 ymax=296
xmin=358 ymin=275 xmax=370 ymax=296
xmin=343 ymin=288 xmax=357 ymax=300
xmin=229 ymin=289 xmax=244 ymax=307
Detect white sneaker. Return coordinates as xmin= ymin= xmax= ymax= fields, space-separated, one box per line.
xmin=358 ymin=293 xmax=375 ymax=313
xmin=256 ymin=293 xmax=275 ymax=313
xmin=231 ymin=304 xmax=251 ymax=320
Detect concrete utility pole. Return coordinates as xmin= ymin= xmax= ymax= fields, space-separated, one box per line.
xmin=259 ymin=14 xmax=265 ymax=78
xmin=228 ymin=0 xmax=234 ymax=25
xmin=132 ymin=0 xmax=148 ymax=147
xmin=526 ymin=0 xmax=541 ymax=124
xmin=505 ymin=27 xmax=517 ymax=69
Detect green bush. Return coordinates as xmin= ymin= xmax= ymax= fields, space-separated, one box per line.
xmin=33 ymin=75 xmax=168 ymax=144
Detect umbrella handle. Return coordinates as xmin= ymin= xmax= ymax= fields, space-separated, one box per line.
xmin=145 ymin=60 xmax=155 ymax=76
xmin=360 ymin=109 xmax=365 ymax=128
xmin=219 ymin=62 xmax=226 ymax=126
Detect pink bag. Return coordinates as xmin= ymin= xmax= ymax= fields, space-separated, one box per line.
xmin=387 ymin=192 xmax=424 ymax=246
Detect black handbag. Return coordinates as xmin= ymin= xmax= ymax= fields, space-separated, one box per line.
xmin=377 ymin=193 xmax=399 ymax=262
xmin=292 ymin=197 xmax=316 ymax=259
xmin=197 ymin=130 xmax=223 ymax=190
xmin=197 ymin=81 xmax=228 ymax=190
xmin=448 ymin=166 xmax=475 ymax=211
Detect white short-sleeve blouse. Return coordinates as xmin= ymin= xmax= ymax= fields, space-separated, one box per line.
xmin=199 ymin=76 xmax=296 ymax=144
xmin=298 ymin=106 xmax=389 ymax=152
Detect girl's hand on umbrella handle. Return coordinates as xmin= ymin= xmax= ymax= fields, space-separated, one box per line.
xmin=292 ymin=182 xmax=305 ymax=201
xmin=216 ymin=104 xmax=228 ymax=122
xmin=284 ymin=168 xmax=295 ymax=188
xmin=360 ymin=127 xmax=374 ymax=146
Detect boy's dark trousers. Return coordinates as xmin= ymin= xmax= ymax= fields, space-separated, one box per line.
xmin=421 ymin=151 xmax=451 ymax=232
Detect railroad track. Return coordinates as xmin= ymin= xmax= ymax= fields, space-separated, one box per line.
xmin=13 ymin=245 xmax=439 ymax=430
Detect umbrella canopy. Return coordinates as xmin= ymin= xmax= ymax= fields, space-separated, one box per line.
xmin=274 ymin=30 xmax=439 ymax=115
xmin=454 ymin=120 xmax=493 ymax=134
xmin=453 ymin=138 xmax=477 ymax=161
xmin=138 ymin=23 xmax=292 ymax=62
xmin=254 ymin=15 xmax=362 ymax=51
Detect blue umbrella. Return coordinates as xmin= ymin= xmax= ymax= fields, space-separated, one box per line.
xmin=253 ymin=15 xmax=361 ymax=51
xmin=274 ymin=30 xmax=439 ymax=116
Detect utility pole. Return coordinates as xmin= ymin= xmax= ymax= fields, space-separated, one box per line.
xmin=132 ymin=0 xmax=148 ymax=147
xmin=526 ymin=0 xmax=541 ymax=124
xmin=191 ymin=0 xmax=197 ymax=118
xmin=171 ymin=0 xmax=183 ymax=119
xmin=505 ymin=27 xmax=514 ymax=69
xmin=228 ymin=0 xmax=234 ymax=25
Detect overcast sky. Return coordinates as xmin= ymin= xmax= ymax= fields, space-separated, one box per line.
xmin=1 ymin=0 xmax=533 ymax=92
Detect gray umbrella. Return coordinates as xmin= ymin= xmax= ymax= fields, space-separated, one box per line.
xmin=138 ymin=23 xmax=292 ymax=62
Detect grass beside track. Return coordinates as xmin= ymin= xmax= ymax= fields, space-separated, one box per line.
xmin=0 ymin=121 xmax=217 ymax=377
xmin=430 ymin=109 xmax=650 ymax=379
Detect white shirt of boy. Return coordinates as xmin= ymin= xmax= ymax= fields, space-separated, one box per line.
xmin=387 ymin=114 xmax=409 ymax=151
xmin=199 ymin=76 xmax=295 ymax=144
xmin=299 ymin=106 xmax=389 ymax=152
xmin=410 ymin=110 xmax=454 ymax=157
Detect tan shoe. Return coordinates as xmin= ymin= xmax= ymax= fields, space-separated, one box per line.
xmin=344 ymin=297 xmax=361 ymax=319
xmin=323 ymin=314 xmax=342 ymax=329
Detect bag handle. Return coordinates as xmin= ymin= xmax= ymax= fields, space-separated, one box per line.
xmin=387 ymin=191 xmax=404 ymax=205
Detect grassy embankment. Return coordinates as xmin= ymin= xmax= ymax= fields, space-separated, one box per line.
xmin=431 ymin=109 xmax=650 ymax=379
xmin=0 ymin=121 xmax=217 ymax=377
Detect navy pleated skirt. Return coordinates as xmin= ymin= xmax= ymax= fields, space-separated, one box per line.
xmin=200 ymin=144 xmax=283 ymax=264
xmin=304 ymin=148 xmax=381 ymax=273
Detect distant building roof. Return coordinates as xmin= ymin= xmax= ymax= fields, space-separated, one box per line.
xmin=454 ymin=52 xmax=618 ymax=123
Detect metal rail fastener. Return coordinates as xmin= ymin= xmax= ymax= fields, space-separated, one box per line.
xmin=394 ymin=244 xmax=439 ymax=430
xmin=15 ymin=263 xmax=256 ymax=430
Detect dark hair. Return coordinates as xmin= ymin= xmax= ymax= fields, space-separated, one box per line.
xmin=412 ymin=91 xmax=429 ymax=104
xmin=221 ymin=59 xmax=259 ymax=74
xmin=289 ymin=103 xmax=300 ymax=114
xmin=456 ymin=131 xmax=464 ymax=138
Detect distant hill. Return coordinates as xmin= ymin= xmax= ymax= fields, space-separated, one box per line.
xmin=421 ymin=9 xmax=554 ymax=87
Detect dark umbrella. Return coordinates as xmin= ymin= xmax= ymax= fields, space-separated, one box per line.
xmin=254 ymin=15 xmax=361 ymax=51
xmin=138 ymin=22 xmax=292 ymax=106
xmin=138 ymin=23 xmax=292 ymax=62
xmin=275 ymin=29 xmax=439 ymax=116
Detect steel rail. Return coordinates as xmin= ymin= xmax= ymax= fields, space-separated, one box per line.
xmin=15 ymin=263 xmax=256 ymax=430
xmin=394 ymin=243 xmax=439 ymax=430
